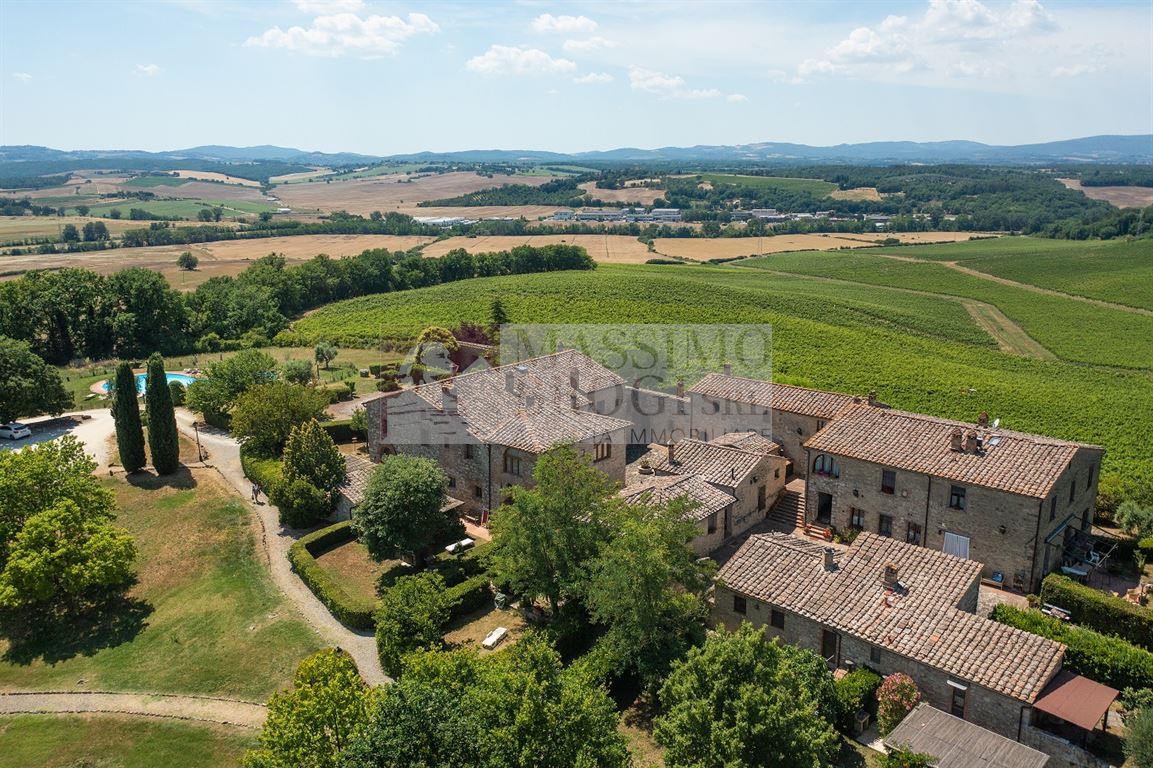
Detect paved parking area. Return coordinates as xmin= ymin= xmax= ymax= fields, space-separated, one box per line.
xmin=0 ymin=411 xmax=115 ymax=468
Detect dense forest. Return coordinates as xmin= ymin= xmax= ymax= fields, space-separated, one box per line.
xmin=0 ymin=244 xmax=595 ymax=363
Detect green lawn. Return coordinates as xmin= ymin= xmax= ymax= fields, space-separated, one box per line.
xmin=0 ymin=472 xmax=320 ymax=699
xmin=291 ymin=264 xmax=1153 ymax=504
xmin=0 ymin=714 xmax=254 ymax=768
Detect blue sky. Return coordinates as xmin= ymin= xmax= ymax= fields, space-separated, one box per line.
xmin=2 ymin=0 xmax=1150 ymax=154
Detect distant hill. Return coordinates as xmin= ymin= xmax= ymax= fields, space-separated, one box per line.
xmin=2 ymin=135 xmax=1150 ymax=170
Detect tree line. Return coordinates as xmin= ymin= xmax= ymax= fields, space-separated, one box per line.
xmin=0 ymin=243 xmax=595 ymax=364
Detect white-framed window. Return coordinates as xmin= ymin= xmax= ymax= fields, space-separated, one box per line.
xmin=594 ymin=442 xmax=611 ymax=462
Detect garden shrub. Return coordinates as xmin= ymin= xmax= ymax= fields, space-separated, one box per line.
xmin=320 ymin=419 xmax=357 ymax=444
xmin=877 ymin=673 xmax=921 ymax=735
xmin=835 ymin=668 xmax=883 ymax=734
xmin=240 ymin=448 xmax=283 ymax=489
xmin=287 ymin=521 xmax=376 ymax=631
xmin=443 ymin=574 xmax=492 ymax=622
xmin=1121 ymin=687 xmax=1153 ymax=720
xmin=271 ymin=477 xmax=329 ymax=529
xmin=1040 ymin=573 xmax=1153 ymax=650
xmin=992 ymin=604 xmax=1153 ymax=692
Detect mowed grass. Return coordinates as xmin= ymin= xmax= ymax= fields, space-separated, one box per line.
xmin=0 ymin=472 xmax=320 ymax=698
xmin=292 ymin=264 xmax=1153 ymax=502
xmin=0 ymin=714 xmax=254 ymax=768
xmin=742 ymin=249 xmax=1153 ymax=370
xmin=883 ymin=237 xmax=1153 ymax=312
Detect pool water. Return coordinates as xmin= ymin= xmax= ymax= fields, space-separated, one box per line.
xmin=101 ymin=372 xmax=199 ymax=395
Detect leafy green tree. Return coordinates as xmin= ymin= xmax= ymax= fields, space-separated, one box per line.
xmin=582 ymin=498 xmax=714 ymax=690
xmin=314 ymin=341 xmax=338 ymax=370
xmin=375 ymin=572 xmax=457 ymax=678
xmin=168 ymin=379 xmax=187 ymax=406
xmin=0 ymin=335 xmax=71 ymax=424
xmin=108 ymin=208 xmax=122 ymax=220
xmin=270 ymin=478 xmax=329 ymax=529
xmin=0 ymin=436 xmax=115 ymax=565
xmin=350 ymin=407 xmax=368 ymax=437
xmin=177 ymin=251 xmax=199 ymax=271
xmin=488 ymin=446 xmax=615 ymax=612
xmin=354 ymin=455 xmax=455 ymax=564
xmin=345 ymin=637 xmax=629 ymax=768
xmin=186 ymin=349 xmax=277 ymax=423
xmin=144 ymin=353 xmax=180 ymax=474
xmin=880 ymin=747 xmax=937 ymax=768
xmin=280 ymin=358 xmax=314 ymax=385
xmin=1117 ymin=501 xmax=1153 ymax=540
xmin=488 ymin=297 xmax=509 ymax=335
xmin=655 ymin=623 xmax=841 ymax=768
xmin=61 ymin=224 xmax=80 ymax=243
xmin=243 ymin=649 xmax=368 ymax=768
xmin=110 ymin=361 xmax=146 ymax=473
xmin=75 ymin=204 xmax=90 ymax=216
xmin=230 ymin=382 xmax=330 ymax=456
xmin=106 ymin=268 xmax=189 ymax=358
xmin=82 ymin=220 xmax=109 ymax=240
xmin=282 ymin=419 xmax=344 ymax=493
xmin=197 ymin=208 xmax=214 ymax=222
xmin=877 ymin=673 xmax=921 ymax=735
xmin=0 ymin=500 xmax=136 ymax=611
xmin=1127 ymin=707 xmax=1153 ymax=768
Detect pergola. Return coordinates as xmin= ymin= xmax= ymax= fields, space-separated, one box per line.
xmin=1030 ymin=670 xmax=1119 ymax=747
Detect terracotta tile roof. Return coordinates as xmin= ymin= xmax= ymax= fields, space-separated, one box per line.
xmin=717 ymin=532 xmax=1064 ymax=702
xmin=804 ymin=405 xmax=1101 ymax=499
xmin=339 ymin=454 xmax=376 ymax=507
xmin=393 ymin=349 xmax=629 ymax=451
xmin=688 ymin=373 xmax=858 ymax=419
xmin=648 ymin=439 xmax=765 ymax=488
xmin=485 ymin=406 xmax=629 ymax=452
xmin=619 ymin=474 xmax=736 ymax=521
xmin=709 ymin=431 xmax=781 ymax=455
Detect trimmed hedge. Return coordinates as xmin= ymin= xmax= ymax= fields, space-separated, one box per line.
xmin=444 ymin=574 xmax=491 ymax=622
xmin=992 ymin=604 xmax=1153 ymax=692
xmin=320 ymin=419 xmax=357 ymax=444
xmin=239 ymin=449 xmax=283 ymax=490
xmin=288 ymin=521 xmax=376 ymax=631
xmin=835 ymin=668 xmax=883 ymax=734
xmin=1041 ymin=573 xmax=1153 ymax=650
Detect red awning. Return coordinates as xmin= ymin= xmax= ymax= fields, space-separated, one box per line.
xmin=1032 ymin=670 xmax=1118 ymax=731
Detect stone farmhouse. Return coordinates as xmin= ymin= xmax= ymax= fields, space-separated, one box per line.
xmin=686 ymin=371 xmax=1105 ymax=593
xmin=714 ymin=532 xmax=1117 ymax=768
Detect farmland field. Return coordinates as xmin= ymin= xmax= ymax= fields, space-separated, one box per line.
xmin=0 ymin=234 xmax=432 ymax=288
xmin=0 ymin=215 xmax=143 ymax=244
xmin=579 ymin=181 xmax=664 ymax=205
xmin=689 ymin=173 xmax=838 ymax=196
xmin=275 ymin=171 xmax=561 ymax=215
xmin=291 ymin=263 xmax=1153 ymax=503
xmin=421 ymin=234 xmax=653 ymax=263
xmin=1058 ymin=178 xmax=1153 ymax=208
xmin=84 ymin=198 xmax=276 ymax=219
xmin=828 ymin=187 xmax=883 ymax=201
xmin=651 ymin=232 xmax=992 ymax=261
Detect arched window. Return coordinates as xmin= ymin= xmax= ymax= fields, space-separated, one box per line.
xmin=813 ymin=454 xmax=840 ymax=478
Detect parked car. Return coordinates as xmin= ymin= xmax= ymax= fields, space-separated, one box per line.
xmin=0 ymin=422 xmax=31 ymax=440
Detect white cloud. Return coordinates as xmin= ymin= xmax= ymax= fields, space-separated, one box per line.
xmin=293 ymin=0 xmax=363 ymax=13
xmin=726 ymin=93 xmax=748 ymax=102
xmin=573 ymin=71 xmax=614 ymax=84
xmin=1051 ymin=62 xmax=1104 ymax=77
xmin=562 ymin=36 xmax=618 ymax=53
xmin=628 ymin=66 xmax=721 ymax=99
xmin=531 ymin=14 xmax=597 ymax=33
xmin=465 ymin=45 xmax=576 ymax=76
xmin=12 ymin=72 xmax=32 ymax=83
xmin=245 ymin=12 xmax=438 ymax=58
xmin=135 ymin=63 xmax=162 ymax=77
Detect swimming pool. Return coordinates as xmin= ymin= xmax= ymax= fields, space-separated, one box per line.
xmin=100 ymin=372 xmax=200 ymax=395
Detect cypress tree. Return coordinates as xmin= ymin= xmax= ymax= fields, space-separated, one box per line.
xmin=145 ymin=353 xmax=180 ymax=475
xmin=110 ymin=361 xmax=146 ymax=473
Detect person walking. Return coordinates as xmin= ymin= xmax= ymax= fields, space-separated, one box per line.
xmin=251 ymin=482 xmax=260 ymax=503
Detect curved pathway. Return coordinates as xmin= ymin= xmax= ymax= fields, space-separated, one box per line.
xmin=174 ymin=410 xmax=388 ymax=685
xmin=0 ymin=691 xmax=266 ymax=728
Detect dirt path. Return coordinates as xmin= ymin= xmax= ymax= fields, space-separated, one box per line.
xmin=174 ymin=410 xmax=388 ymax=686
xmin=957 ymin=299 xmax=1057 ymax=360
xmin=0 ymin=691 xmax=266 ymax=728
xmin=734 ymin=266 xmax=1056 ymax=360
xmin=876 ymin=253 xmax=1153 ymax=318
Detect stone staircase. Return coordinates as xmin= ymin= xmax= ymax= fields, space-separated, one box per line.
xmin=768 ymin=479 xmax=833 ymax=540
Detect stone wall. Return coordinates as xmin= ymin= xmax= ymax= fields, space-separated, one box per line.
xmin=1020 ymin=724 xmax=1111 ymax=768
xmin=687 ymin=392 xmax=825 ymax=479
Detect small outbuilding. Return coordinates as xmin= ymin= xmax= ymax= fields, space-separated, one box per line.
xmin=886 ymin=703 xmax=1050 ymax=768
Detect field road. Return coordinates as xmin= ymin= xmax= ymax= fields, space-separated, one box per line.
xmin=0 ymin=691 xmax=266 ymax=728
xmin=174 ymin=410 xmax=388 ymax=686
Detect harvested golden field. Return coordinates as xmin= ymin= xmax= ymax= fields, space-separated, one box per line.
xmin=420 ymin=234 xmax=654 ymax=264
xmin=652 ymin=232 xmax=997 ymax=261
xmin=409 ymin=205 xmax=561 ymax=219
xmin=1058 ymin=178 xmax=1153 ymax=208
xmin=276 ymin=171 xmax=560 ymax=215
xmin=154 ymin=180 xmax=270 ymax=203
xmin=270 ymin=168 xmax=336 ymax=184
xmin=0 ymin=234 xmax=432 ymax=288
xmin=829 ymin=186 xmax=882 ymax=201
xmin=0 ymin=216 xmax=144 ymax=243
xmin=172 ymin=170 xmax=260 ymax=186
xmin=578 ymin=181 xmax=664 ymax=205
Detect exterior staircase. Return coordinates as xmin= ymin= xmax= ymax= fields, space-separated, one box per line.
xmin=767 ymin=479 xmax=807 ymax=531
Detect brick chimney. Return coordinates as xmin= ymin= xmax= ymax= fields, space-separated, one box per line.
xmin=823 ymin=548 xmax=836 ymax=571
xmin=977 ymin=411 xmax=989 ymax=427
xmin=569 ymin=367 xmax=581 ymax=393
xmin=505 ymin=370 xmax=515 ymax=394
xmin=950 ymin=427 xmax=963 ymax=452
xmin=441 ymin=381 xmax=457 ymax=414
xmin=882 ymin=563 xmax=899 ymax=588
xmin=675 ymin=378 xmax=685 ymax=398
xmin=723 ymin=362 xmax=733 ymax=376
xmin=666 ymin=441 xmax=676 ymax=464
xmin=964 ymin=429 xmax=979 ymax=453
xmin=868 ymin=389 xmax=878 ymax=406
xmin=525 ymin=394 xmax=537 ymax=410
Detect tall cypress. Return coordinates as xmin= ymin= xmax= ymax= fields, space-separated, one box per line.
xmin=145 ymin=353 xmax=180 ymax=475
xmin=110 ymin=361 xmax=146 ymax=473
